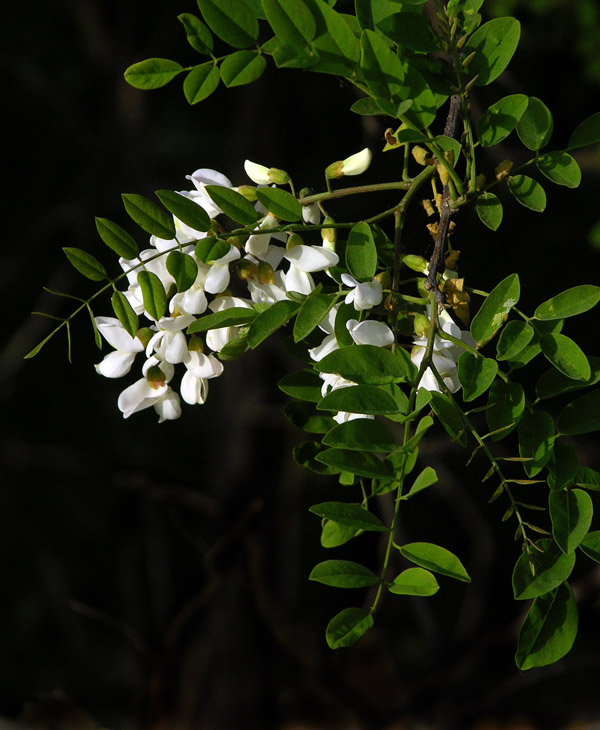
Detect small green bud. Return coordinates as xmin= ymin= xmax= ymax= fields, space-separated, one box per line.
xmin=237 ymin=185 xmax=258 ymax=202
xmin=286 ymin=233 xmax=304 ymax=250
xmin=257 ymin=261 xmax=276 ymax=285
xmin=136 ymin=327 xmax=154 ymax=349
xmin=413 ymin=313 xmax=431 ymax=338
xmin=188 ymin=335 xmax=204 ymax=352
xmin=403 ymin=255 xmax=429 ymax=274
xmin=146 ymin=365 xmax=166 ymax=389
xmin=322 ymin=217 xmax=337 ymax=250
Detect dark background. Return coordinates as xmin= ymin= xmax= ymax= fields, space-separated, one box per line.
xmin=2 ymin=1 xmax=600 ymax=729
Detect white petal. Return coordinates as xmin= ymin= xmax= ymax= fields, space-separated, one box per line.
xmin=95 ymin=317 xmax=143 ymax=353
xmin=155 ymin=389 xmax=182 ymax=422
xmin=283 ymin=265 xmax=313 ymax=295
xmin=353 ymin=281 xmax=383 ymax=311
xmin=164 ymin=331 xmax=188 ymax=364
xmin=95 ymin=350 xmax=137 ymax=378
xmin=244 ymin=160 xmax=272 ymax=185
xmin=181 ymin=371 xmax=208 ymax=405
xmin=117 ymin=379 xmax=159 ymax=418
xmin=341 ymin=148 xmax=372 ymax=176
xmin=341 ymin=273 xmax=358 ymax=287
xmin=309 ymin=334 xmax=339 ymax=362
xmin=204 ymin=262 xmax=230 ymax=294
xmin=347 ymin=319 xmax=394 ymax=347
xmin=187 ymin=168 xmax=233 ymax=190
xmin=284 ymin=244 xmax=338 ymax=272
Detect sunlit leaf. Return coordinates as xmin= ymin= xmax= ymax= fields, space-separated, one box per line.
xmin=536 ymin=152 xmax=581 ymax=188
xmin=397 ymin=542 xmax=471 ymax=582
xmin=310 ymin=559 xmax=379 ymax=588
xmin=122 ymin=193 xmax=176 ymax=239
xmin=124 ymin=58 xmax=184 ymax=89
xmin=220 ymin=50 xmax=267 ymax=87
xmin=541 ymin=333 xmax=590 ymax=381
xmin=507 ymin=175 xmax=546 ymax=212
xmin=326 ymin=607 xmax=373 ymax=649
xmin=315 ymin=345 xmax=412 ymax=385
xmin=476 ymin=192 xmax=503 ymax=231
xmin=515 ymin=583 xmax=578 ymax=670
xmin=256 ymin=187 xmax=302 ymax=221
xmin=549 ymin=489 xmax=593 ymax=554
xmin=470 ymin=273 xmax=520 ymax=345
xmin=177 ymin=12 xmax=213 ymax=55
xmin=246 ymin=300 xmax=299 ymax=348
xmin=183 ymin=63 xmax=221 ymax=104
xmin=457 ymin=352 xmax=498 ymax=401
xmin=513 ymin=539 xmax=575 ymax=600
xmin=205 ymin=185 xmax=258 ymax=224
xmin=476 ymin=94 xmax=528 ymax=147
xmin=196 ymin=0 xmax=259 ymax=48
xmin=496 ymin=320 xmax=534 ymax=361
xmin=517 ymin=97 xmax=553 ymax=151
xmin=388 ymin=567 xmax=439 ymax=596
xmin=155 ymin=190 xmax=211 ymax=232
xmin=534 ymin=285 xmax=600 ymax=320
xmin=463 ymin=17 xmax=520 ymax=86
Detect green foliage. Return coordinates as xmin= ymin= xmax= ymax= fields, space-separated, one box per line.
xmin=31 ymin=0 xmax=600 ymax=673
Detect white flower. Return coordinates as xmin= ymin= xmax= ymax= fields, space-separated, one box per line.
xmin=146 ymin=313 xmax=195 ymax=364
xmin=243 ymin=160 xmax=290 ymax=185
xmin=341 ymin=147 xmax=372 ymax=176
xmin=186 ymin=168 xmax=234 ymax=218
xmin=180 ymin=350 xmax=224 ymax=405
xmin=94 ymin=317 xmax=144 ymax=378
xmin=205 ymin=296 xmax=251 ymax=352
xmin=346 ymin=319 xmax=394 ymax=347
xmin=341 ymin=273 xmax=383 ymax=311
xmin=204 ymin=244 xmax=241 ymax=294
xmin=411 ymin=308 xmax=475 ymax=393
xmin=245 ymin=214 xmax=284 ymax=257
xmin=284 ymin=245 xmax=339 ymax=272
xmin=117 ymin=358 xmax=181 ymax=422
xmin=169 ymin=264 xmax=210 ymax=316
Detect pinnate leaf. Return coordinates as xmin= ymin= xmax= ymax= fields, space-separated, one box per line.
xmin=470 ymin=273 xmax=520 ymax=345
xmin=122 ymin=194 xmax=176 ymax=239
xmin=111 ymin=291 xmax=139 ymax=338
xmin=124 ymin=58 xmax=183 ymax=89
xmin=534 ymin=285 xmax=600 ymax=320
xmin=184 ymin=64 xmax=220 ymax=104
xmin=137 ymin=271 xmax=167 ymax=320
xmin=388 ymin=567 xmax=439 ymax=596
xmin=309 ymin=560 xmax=379 ymax=588
xmin=63 ymin=247 xmax=107 ymax=281
xmin=309 ymin=501 xmax=388 ymax=532
xmin=397 ymin=542 xmax=471 ymax=582
xmin=95 ymin=218 xmax=139 ymax=260
xmin=549 ymin=489 xmax=593 ymax=555
xmin=512 ymin=539 xmax=575 ymax=600
xmin=196 ymin=0 xmax=259 ymax=48
xmin=220 ymin=50 xmax=266 ymax=87
xmin=507 ymin=175 xmax=546 ymax=212
xmin=517 ymin=97 xmax=553 ymax=151
xmin=463 ymin=17 xmax=521 ymax=86
xmin=326 ymin=607 xmax=373 ymax=649
xmin=567 ymin=112 xmax=600 ymax=150
xmin=155 ymin=190 xmax=211 ymax=232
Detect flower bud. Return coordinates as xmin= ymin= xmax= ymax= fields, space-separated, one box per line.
xmin=286 ymin=233 xmax=304 ymax=250
xmin=412 ymin=146 xmax=431 ymax=166
xmin=146 ymin=365 xmax=166 ymax=389
xmin=413 ymin=313 xmax=431 ymax=338
xmin=322 ymin=217 xmax=337 ymax=250
xmin=326 ymin=148 xmax=372 ymax=178
xmin=237 ymin=184 xmax=258 ymax=202
xmin=136 ymin=327 xmax=154 ymax=349
xmin=374 ymin=270 xmax=390 ymax=289
xmin=403 ymin=254 xmax=429 ymax=274
xmin=257 ymin=261 xmax=276 ymax=285
xmin=476 ymin=173 xmax=486 ymax=191
xmin=237 ymin=259 xmax=258 ymax=280
xmin=244 ymin=160 xmax=290 ymax=185
xmin=188 ymin=335 xmax=204 ymax=352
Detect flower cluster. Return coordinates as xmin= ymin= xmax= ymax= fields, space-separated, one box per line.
xmin=94 ymin=161 xmax=369 ymax=421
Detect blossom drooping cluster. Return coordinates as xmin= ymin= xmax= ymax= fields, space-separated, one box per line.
xmin=93 ymin=161 xmax=373 ymax=421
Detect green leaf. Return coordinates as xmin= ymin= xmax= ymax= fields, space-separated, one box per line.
xmin=346 ymin=222 xmax=377 ymax=282
xmin=334 ymin=301 xmax=356 ymax=348
xmin=516 ymin=97 xmax=553 ymax=151
xmin=515 ymin=583 xmax=578 ymax=670
xmin=195 ymin=237 xmax=230 ymax=263
xmin=155 ymin=190 xmax=211 ymax=232
xmin=457 ymin=352 xmax=498 ymax=402
xmin=323 ymin=418 xmax=401 ymax=453
xmin=405 ymin=466 xmax=438 ymax=498
xmin=547 ymin=443 xmax=579 ymax=492
xmin=262 ymin=0 xmax=317 ymax=47
xmin=62 ymin=247 xmax=107 ymax=281
xmin=166 ymin=251 xmax=198 ymax=293
xmin=316 ymin=447 xmax=395 ymax=479
xmin=534 ymin=284 xmax=600 ymax=320
xmin=377 ymin=12 xmax=440 ymax=53
xmin=476 ymin=94 xmax=528 ymax=147
xmin=350 ymin=97 xmax=386 ymax=116
xmin=558 ymin=388 xmax=600 ymax=435
xmin=293 ymin=293 xmax=336 ymax=343
xmin=307 ymin=0 xmax=360 ymax=77
xmin=536 ymin=356 xmax=600 ymax=400
xmin=294 ymin=441 xmax=340 ymax=474
xmin=518 ymin=410 xmax=554 ymax=477
xmin=541 ymin=333 xmax=590 ymax=381
xmin=536 ymin=152 xmax=581 ymax=189
xmin=549 ymin=489 xmax=593 ymax=555
xmin=220 ymin=50 xmax=267 ymax=87
xmin=111 ymin=291 xmax=139 ymax=338
xmin=321 ymin=519 xmax=358 ymax=548
xmin=255 ymin=187 xmax=302 ymax=221
xmin=315 ymin=345 xmax=412 ymax=385
xmin=317 ymin=384 xmax=401 ymax=415
xmin=284 ymin=400 xmax=334 ymax=433
xmin=579 ymin=531 xmax=600 ymax=563
xmin=137 ymin=271 xmax=167 ymax=320
xmin=310 ymin=560 xmax=379 ymax=588
xmin=196 ymin=0 xmax=259 ymax=48
xmin=388 ymin=567 xmax=439 ymax=596
xmin=429 ymin=392 xmax=467 ymax=446
xmin=507 ymin=319 xmax=563 ymax=370
xmin=397 ymin=542 xmax=471 ymax=582
xmin=496 ymin=320 xmax=534 ymax=361
xmin=122 ymin=194 xmax=176 ymax=239
xmin=95 ymin=218 xmax=139 ymax=260
xmin=359 ymin=29 xmax=405 ymax=107
xmin=205 ymin=185 xmax=258 ymax=225
xmin=278 ymin=368 xmax=323 ymax=402
xmin=246 ymin=300 xmax=299 ymax=348
xmin=486 ymin=380 xmax=525 ymax=441
xmin=124 ymin=58 xmax=184 ymax=89
xmin=183 ymin=63 xmax=221 ymax=104
xmin=575 ymin=466 xmax=600 ymax=492
xmin=507 ymin=175 xmax=546 ymax=212
xmin=178 ymin=12 xmax=213 ymax=55
xmin=567 ymin=112 xmax=600 ymax=150
xmin=309 ymin=501 xmax=388 ymax=532
xmin=513 ymin=539 xmax=576 ymax=600
xmin=470 ymin=273 xmax=520 ymax=345
xmin=463 ymin=17 xmax=521 ymax=86
xmin=476 ymin=192 xmax=503 ymax=231
xmin=326 ymin=607 xmax=373 ymax=649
